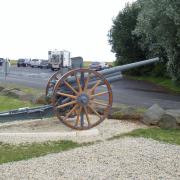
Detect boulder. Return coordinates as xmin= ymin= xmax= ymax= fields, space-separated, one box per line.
xmin=33 ymin=94 xmax=50 ymax=104
xmin=159 ymin=112 xmax=179 ymax=129
xmin=0 ymin=86 xmax=5 ymax=92
xmin=158 ymin=109 xmax=180 ymax=129
xmin=0 ymin=88 xmax=26 ymax=98
xmin=9 ymin=89 xmax=27 ymax=98
xmin=166 ymin=109 xmax=180 ymax=124
xmin=143 ymin=104 xmax=165 ymax=125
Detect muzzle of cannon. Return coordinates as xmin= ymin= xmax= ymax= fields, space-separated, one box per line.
xmin=46 ymin=57 xmax=159 ymax=130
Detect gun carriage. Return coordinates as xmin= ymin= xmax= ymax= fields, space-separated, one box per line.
xmin=46 ymin=57 xmax=159 ymax=130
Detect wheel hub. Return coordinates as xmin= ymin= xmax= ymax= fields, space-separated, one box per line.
xmin=77 ymin=93 xmax=89 ymax=106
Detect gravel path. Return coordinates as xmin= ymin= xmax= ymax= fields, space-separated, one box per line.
xmin=0 ymin=137 xmax=180 ymax=179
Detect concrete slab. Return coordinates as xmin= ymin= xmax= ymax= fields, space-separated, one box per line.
xmin=0 ymin=128 xmax=99 ymax=138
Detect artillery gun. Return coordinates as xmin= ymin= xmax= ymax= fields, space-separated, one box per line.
xmin=46 ymin=57 xmax=159 ymax=130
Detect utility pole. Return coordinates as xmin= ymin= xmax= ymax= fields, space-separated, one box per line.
xmin=3 ymin=58 xmax=10 ymax=80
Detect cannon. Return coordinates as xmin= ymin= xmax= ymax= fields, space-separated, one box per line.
xmin=46 ymin=57 xmax=159 ymax=130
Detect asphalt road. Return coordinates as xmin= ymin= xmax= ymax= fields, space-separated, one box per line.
xmin=1 ymin=66 xmax=180 ymax=109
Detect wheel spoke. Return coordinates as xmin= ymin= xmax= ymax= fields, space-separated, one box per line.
xmin=64 ymin=104 xmax=78 ymax=121
xmin=84 ymin=106 xmax=91 ymax=126
xmin=63 ymin=80 xmax=78 ymax=94
xmin=75 ymin=106 xmax=82 ymax=127
xmin=75 ymin=74 xmax=82 ymax=93
xmin=90 ymin=100 xmax=108 ymax=106
xmin=57 ymin=100 xmax=76 ymax=109
xmin=56 ymin=92 xmax=76 ymax=99
xmin=90 ymin=80 xmax=101 ymax=92
xmin=88 ymin=104 xmax=101 ymax=118
xmin=84 ymin=73 xmax=90 ymax=91
xmin=91 ymin=91 xmax=109 ymax=98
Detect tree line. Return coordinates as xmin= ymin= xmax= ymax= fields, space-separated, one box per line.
xmin=108 ymin=0 xmax=180 ymax=85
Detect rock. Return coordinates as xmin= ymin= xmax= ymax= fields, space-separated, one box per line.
xmin=0 ymin=88 xmax=26 ymax=98
xmin=159 ymin=109 xmax=180 ymax=129
xmin=143 ymin=104 xmax=165 ymax=125
xmin=159 ymin=112 xmax=179 ymax=129
xmin=108 ymin=106 xmax=142 ymax=120
xmin=34 ymin=94 xmax=50 ymax=104
xmin=0 ymin=86 xmax=5 ymax=92
xmin=166 ymin=109 xmax=180 ymax=124
xmin=9 ymin=89 xmax=27 ymax=98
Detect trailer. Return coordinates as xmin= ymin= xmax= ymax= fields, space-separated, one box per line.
xmin=48 ymin=50 xmax=71 ymax=71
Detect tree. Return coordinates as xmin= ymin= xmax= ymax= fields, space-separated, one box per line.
xmin=108 ymin=2 xmax=146 ymax=66
xmin=134 ymin=0 xmax=180 ymax=84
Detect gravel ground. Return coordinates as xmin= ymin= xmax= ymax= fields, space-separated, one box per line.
xmin=0 ymin=118 xmax=146 ymax=144
xmin=0 ymin=137 xmax=180 ymax=179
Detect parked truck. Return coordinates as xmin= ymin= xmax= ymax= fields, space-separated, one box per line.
xmin=48 ymin=50 xmax=71 ymax=71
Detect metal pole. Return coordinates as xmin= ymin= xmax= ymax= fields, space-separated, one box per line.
xmin=65 ymin=57 xmax=159 ymax=84
xmin=99 ymin=57 xmax=159 ymax=76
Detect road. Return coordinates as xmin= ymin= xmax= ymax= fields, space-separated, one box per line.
xmin=1 ymin=66 xmax=180 ymax=109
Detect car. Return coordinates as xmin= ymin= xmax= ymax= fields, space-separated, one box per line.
xmin=0 ymin=58 xmax=4 ymax=66
xmin=30 ymin=59 xmax=42 ymax=68
xmin=89 ymin=62 xmax=102 ymax=71
xmin=39 ymin=60 xmax=49 ymax=69
xmin=100 ymin=62 xmax=109 ymax=69
xmin=89 ymin=61 xmax=109 ymax=71
xmin=17 ymin=59 xmax=27 ymax=67
xmin=24 ymin=59 xmax=31 ymax=66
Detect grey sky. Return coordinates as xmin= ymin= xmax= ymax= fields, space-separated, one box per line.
xmin=0 ymin=0 xmax=134 ymax=61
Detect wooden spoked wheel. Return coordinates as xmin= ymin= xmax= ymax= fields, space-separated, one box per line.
xmin=52 ymin=68 xmax=113 ymax=130
xmin=46 ymin=67 xmax=71 ymax=97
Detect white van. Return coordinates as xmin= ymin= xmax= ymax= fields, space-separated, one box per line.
xmin=30 ymin=59 xmax=42 ymax=68
xmin=48 ymin=50 xmax=71 ymax=71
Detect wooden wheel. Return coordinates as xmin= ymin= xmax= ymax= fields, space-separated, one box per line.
xmin=52 ymin=68 xmax=113 ymax=130
xmin=46 ymin=67 xmax=71 ymax=97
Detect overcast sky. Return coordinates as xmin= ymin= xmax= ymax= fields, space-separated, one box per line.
xmin=0 ymin=0 xmax=134 ymax=61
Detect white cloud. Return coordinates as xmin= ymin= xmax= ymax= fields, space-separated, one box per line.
xmin=0 ymin=0 xmax=135 ymax=61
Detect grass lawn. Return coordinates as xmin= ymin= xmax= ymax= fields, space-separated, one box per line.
xmin=10 ymin=60 xmax=17 ymax=65
xmin=129 ymin=76 xmax=180 ymax=93
xmin=108 ymin=128 xmax=180 ymax=145
xmin=0 ymin=95 xmax=36 ymax=111
xmin=0 ymin=140 xmax=84 ymax=164
xmin=0 ymin=82 xmax=43 ymax=95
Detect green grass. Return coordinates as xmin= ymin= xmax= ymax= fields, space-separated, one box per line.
xmin=0 ymin=140 xmax=84 ymax=164
xmin=108 ymin=128 xmax=180 ymax=145
xmin=10 ymin=60 xmax=17 ymax=65
xmin=83 ymin=61 xmax=91 ymax=68
xmin=0 ymin=95 xmax=36 ymax=111
xmin=0 ymin=83 xmax=43 ymax=95
xmin=129 ymin=76 xmax=180 ymax=93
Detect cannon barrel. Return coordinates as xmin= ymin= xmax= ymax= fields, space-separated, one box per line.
xmin=47 ymin=57 xmax=159 ymax=97
xmin=100 ymin=57 xmax=159 ymax=76
xmin=63 ymin=57 xmax=159 ymax=84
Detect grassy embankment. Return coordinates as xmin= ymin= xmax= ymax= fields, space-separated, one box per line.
xmin=0 ymin=83 xmax=43 ymax=111
xmin=108 ymin=128 xmax=180 ymax=145
xmin=0 ymin=95 xmax=36 ymax=111
xmin=129 ymin=76 xmax=180 ymax=94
